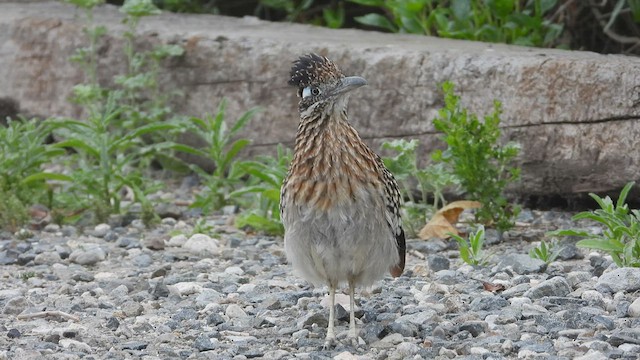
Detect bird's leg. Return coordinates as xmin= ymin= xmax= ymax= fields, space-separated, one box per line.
xmin=348 ymin=279 xmax=358 ymax=341
xmin=324 ymin=284 xmax=336 ymax=348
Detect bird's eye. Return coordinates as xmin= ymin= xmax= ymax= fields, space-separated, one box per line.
xmin=301 ymin=87 xmax=321 ymax=98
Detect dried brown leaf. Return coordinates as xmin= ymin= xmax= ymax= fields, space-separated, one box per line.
xmin=418 ymin=200 xmax=482 ymax=240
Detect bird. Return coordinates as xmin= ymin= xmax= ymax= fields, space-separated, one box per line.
xmin=280 ymin=53 xmax=406 ymax=347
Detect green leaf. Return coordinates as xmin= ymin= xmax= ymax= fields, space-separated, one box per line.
xmin=354 ymin=14 xmax=397 ymax=32
xmin=120 ymin=0 xmax=162 ymax=17
xmin=576 ymin=238 xmax=624 ymax=252
xmin=346 ymin=0 xmax=384 ymax=6
xmin=21 ymin=172 xmax=73 ymax=184
xmin=222 ymin=139 xmax=251 ymax=168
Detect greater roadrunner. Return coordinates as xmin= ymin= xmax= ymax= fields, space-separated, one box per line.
xmin=280 ymin=54 xmax=406 ymax=346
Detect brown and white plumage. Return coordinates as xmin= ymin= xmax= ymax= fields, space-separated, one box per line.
xmin=280 ymin=54 xmax=405 ymax=346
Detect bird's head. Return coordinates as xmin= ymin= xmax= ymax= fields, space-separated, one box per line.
xmin=289 ymin=54 xmax=367 ymax=113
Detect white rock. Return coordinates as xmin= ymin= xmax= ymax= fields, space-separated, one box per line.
xmin=93 ymin=223 xmax=110 ymax=237
xmin=470 ymin=347 xmax=490 ymax=355
xmin=628 ymin=297 xmax=640 ymax=317
xmin=166 ymin=234 xmax=188 ymax=247
xmin=225 ymin=304 xmax=247 ymax=318
xmin=224 ymin=266 xmax=244 ymax=275
xmin=573 ymin=350 xmax=607 ymax=360
xmin=183 ymin=234 xmax=219 ymax=255
xmin=168 ymin=282 xmax=204 ymax=296
xmin=333 ymin=351 xmax=359 ymax=360
xmin=237 ymin=284 xmax=256 ymax=293
xmin=581 ymin=290 xmax=604 ymax=306
xmin=59 ymin=339 xmax=92 ymax=352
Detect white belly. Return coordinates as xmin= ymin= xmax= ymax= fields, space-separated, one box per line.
xmin=282 ymin=192 xmax=399 ymax=287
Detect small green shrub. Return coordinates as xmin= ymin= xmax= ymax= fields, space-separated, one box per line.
xmin=549 ymin=181 xmax=640 ymax=268
xmin=53 ymin=93 xmax=175 ymax=222
xmin=529 ymin=239 xmax=561 ymax=264
xmin=381 ymin=139 xmax=458 ymax=237
xmin=0 ymin=118 xmax=71 ymax=231
xmin=232 ymin=144 xmax=292 ymax=235
xmin=176 ymin=100 xmax=258 ymax=213
xmin=432 ymin=81 xmax=520 ymax=232
xmin=451 ymin=225 xmax=491 ymax=266
xmin=349 ymin=0 xmax=563 ymax=47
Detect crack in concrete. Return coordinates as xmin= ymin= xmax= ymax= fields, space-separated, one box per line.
xmin=248 ymin=114 xmax=640 ymax=147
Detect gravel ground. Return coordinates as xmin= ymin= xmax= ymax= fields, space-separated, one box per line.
xmin=1 ymin=206 xmax=640 ymax=360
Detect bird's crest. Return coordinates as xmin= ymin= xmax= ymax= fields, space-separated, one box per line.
xmin=289 ymin=53 xmax=343 ymax=89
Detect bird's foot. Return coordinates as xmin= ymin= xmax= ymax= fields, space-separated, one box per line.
xmin=322 ymin=336 xmax=336 ymax=350
xmin=348 ymin=336 xmax=359 ymax=347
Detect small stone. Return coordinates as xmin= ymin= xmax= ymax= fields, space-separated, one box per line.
xmin=225 ymin=304 xmax=247 ymax=318
xmin=616 ymin=301 xmax=631 ymax=318
xmin=237 ymin=283 xmax=256 ymax=293
xmin=71 ymin=271 xmax=95 ymax=282
xmin=60 ymin=339 xmax=92 ymax=352
xmin=117 ymin=237 xmax=140 ymax=249
xmin=2 ymin=296 xmax=30 ymax=315
xmin=427 ymin=254 xmax=450 ymax=272
xmin=183 ymin=234 xmax=219 ymax=255
xmin=224 ymin=266 xmax=244 ymax=275
xmin=567 ymin=271 xmax=593 ymax=288
xmin=69 ymin=245 xmax=106 ymax=265
xmin=557 ymin=242 xmax=584 ymax=260
xmin=173 ymin=308 xmax=198 ymax=322
xmin=608 ymin=329 xmax=640 ymax=346
xmin=7 ymin=328 xmax=20 ymax=338
xmin=152 ymin=281 xmax=170 ymax=298
xmin=596 ymin=268 xmax=640 ymax=293
xmin=111 ymin=284 xmax=129 ymax=298
xmin=470 ymin=295 xmax=509 ymax=311
xmin=628 ymin=298 xmax=640 ymax=317
xmin=582 ymin=290 xmax=605 ymax=307
xmin=206 ymin=313 xmax=225 ymax=326
xmin=523 ymin=276 xmax=571 ymax=299
xmin=0 ymin=250 xmax=18 ymax=265
xmin=459 ymin=321 xmax=487 ymax=337
xmin=194 ymin=334 xmax=217 ymax=351
xmin=298 ymin=311 xmax=327 ymax=328
xmin=144 ymin=236 xmax=165 ymax=250
xmin=92 ymin=223 xmax=111 ymax=237
xmin=132 ymin=254 xmax=153 ymax=267
xmin=166 ymin=234 xmax=187 ymax=247
xmin=122 ymin=301 xmax=144 ymax=317
xmin=106 ymin=317 xmax=120 ymax=330
xmin=168 ymin=282 xmax=203 ymax=296
xmin=396 ymin=341 xmax=421 ymax=356
xmin=496 ymin=254 xmax=546 ymax=274
xmin=121 ymin=341 xmax=148 ymax=350
xmin=33 ymin=251 xmax=61 ymax=265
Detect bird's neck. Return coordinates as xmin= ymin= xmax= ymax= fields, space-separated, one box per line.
xmin=290 ymin=100 xmax=376 ymax=183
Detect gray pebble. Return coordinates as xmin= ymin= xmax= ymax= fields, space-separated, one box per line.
xmin=496 ymin=254 xmax=546 ymax=274
xmin=69 ymin=245 xmax=106 ymax=265
xmin=524 ymin=277 xmax=571 ymax=299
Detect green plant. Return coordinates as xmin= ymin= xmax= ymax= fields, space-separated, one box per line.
xmin=529 ymin=239 xmax=561 ymax=264
xmin=231 ymin=144 xmax=292 ymax=235
xmin=451 ymin=225 xmax=491 ymax=266
xmin=19 ymin=271 xmax=37 ymax=282
xmin=349 ymin=0 xmax=563 ymax=47
xmin=549 ymin=182 xmax=640 ymax=268
xmin=381 ymin=139 xmax=458 ymax=237
xmin=432 ymin=81 xmax=520 ymax=232
xmin=175 ymin=100 xmax=258 ymax=213
xmin=53 ymin=92 xmax=174 ymax=222
xmin=0 ymin=118 xmax=71 ymax=231
xmin=117 ymin=0 xmax=185 ymax=132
